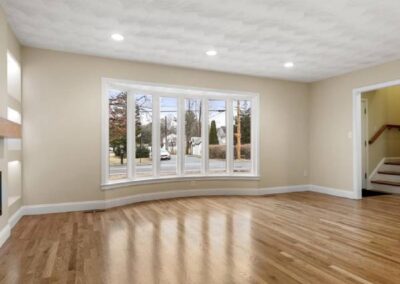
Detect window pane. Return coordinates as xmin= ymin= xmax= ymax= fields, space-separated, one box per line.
xmin=208 ymin=100 xmax=227 ymax=174
xmin=233 ymin=100 xmax=252 ymax=173
xmin=184 ymin=98 xmax=202 ymax=175
xmin=160 ymin=97 xmax=178 ymax=176
xmin=109 ymin=90 xmax=127 ymax=180
xmin=135 ymin=94 xmax=153 ymax=178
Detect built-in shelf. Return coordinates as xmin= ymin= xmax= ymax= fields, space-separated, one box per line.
xmin=0 ymin=117 xmax=21 ymax=138
xmin=7 ymin=150 xmax=21 ymax=162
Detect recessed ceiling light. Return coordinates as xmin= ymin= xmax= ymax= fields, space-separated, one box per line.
xmin=206 ymin=50 xmax=217 ymax=56
xmin=111 ymin=33 xmax=124 ymax=41
xmin=284 ymin=62 xmax=294 ymax=68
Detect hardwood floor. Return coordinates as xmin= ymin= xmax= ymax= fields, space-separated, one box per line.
xmin=1 ymin=192 xmax=400 ymax=283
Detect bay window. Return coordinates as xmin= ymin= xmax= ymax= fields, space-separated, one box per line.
xmin=102 ymin=79 xmax=259 ymax=188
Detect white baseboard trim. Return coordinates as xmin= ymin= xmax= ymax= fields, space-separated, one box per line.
xmin=0 ymin=224 xmax=11 ymax=248
xmin=259 ymin=184 xmax=310 ymax=195
xmin=104 ymin=185 xmax=311 ymax=209
xmin=23 ymin=200 xmax=105 ymax=216
xmin=0 ymin=208 xmax=24 ymax=248
xmin=21 ymin=185 xmax=310 ymax=215
xmin=0 ymin=183 xmax=358 ymax=248
xmin=309 ymin=185 xmax=358 ymax=199
xmin=104 ymin=188 xmax=251 ymax=209
xmin=19 ymin=184 xmax=359 ymax=216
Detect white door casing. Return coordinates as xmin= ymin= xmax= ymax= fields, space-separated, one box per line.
xmin=361 ymin=99 xmax=368 ymax=189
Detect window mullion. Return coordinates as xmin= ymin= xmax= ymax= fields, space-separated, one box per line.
xmin=178 ymin=96 xmax=185 ymax=176
xmin=252 ymin=96 xmax=259 ymax=176
xmin=102 ymin=82 xmax=109 ymax=184
xmin=153 ymin=94 xmax=160 ymax=177
xmin=202 ymin=97 xmax=208 ymax=175
xmin=127 ymin=93 xmax=135 ymax=180
xmin=226 ymin=97 xmax=233 ymax=175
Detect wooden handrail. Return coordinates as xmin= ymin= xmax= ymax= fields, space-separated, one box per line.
xmin=387 ymin=124 xmax=400 ymax=130
xmin=368 ymin=124 xmax=400 ymax=145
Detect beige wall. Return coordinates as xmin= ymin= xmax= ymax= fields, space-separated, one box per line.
xmin=309 ymin=60 xmax=400 ymax=191
xmin=19 ymin=22 xmax=400 ymax=204
xmin=22 ymin=47 xmax=310 ymax=205
xmin=386 ymin=86 xmax=400 ymax=124
xmin=385 ymin=86 xmax=400 ymax=158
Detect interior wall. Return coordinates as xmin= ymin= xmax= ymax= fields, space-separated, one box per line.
xmin=309 ymin=60 xmax=400 ymax=191
xmin=385 ymin=86 xmax=400 ymax=158
xmin=22 ymin=47 xmax=310 ymax=205
xmin=6 ymin=24 xmax=20 ymax=63
xmin=362 ymin=90 xmax=388 ymax=174
xmin=0 ymin=7 xmax=22 ymax=233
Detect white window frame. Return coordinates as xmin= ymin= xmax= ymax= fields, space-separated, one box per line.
xmin=101 ymin=78 xmax=260 ymax=190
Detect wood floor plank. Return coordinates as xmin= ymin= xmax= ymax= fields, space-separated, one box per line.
xmin=1 ymin=192 xmax=400 ymax=283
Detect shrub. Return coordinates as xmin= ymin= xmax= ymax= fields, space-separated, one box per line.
xmin=136 ymin=146 xmax=150 ymax=158
xmin=209 ymin=120 xmax=219 ymax=145
xmin=209 ymin=145 xmax=226 ymax=159
xmin=209 ymin=144 xmax=251 ymax=160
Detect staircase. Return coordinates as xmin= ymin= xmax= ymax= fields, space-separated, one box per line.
xmin=370 ymin=159 xmax=400 ymax=194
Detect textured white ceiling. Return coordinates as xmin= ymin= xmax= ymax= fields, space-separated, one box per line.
xmin=1 ymin=0 xmax=400 ymax=82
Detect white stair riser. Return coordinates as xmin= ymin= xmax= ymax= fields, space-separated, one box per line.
xmin=370 ymin=184 xmax=400 ymax=194
xmin=380 ymin=164 xmax=400 ymax=171
xmin=368 ymin=158 xmax=400 ymax=193
xmin=386 ymin=158 xmax=400 ymax=163
xmin=374 ymin=174 xmax=400 ymax=182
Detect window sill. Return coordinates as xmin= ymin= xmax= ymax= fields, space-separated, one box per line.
xmin=101 ymin=175 xmax=260 ymax=190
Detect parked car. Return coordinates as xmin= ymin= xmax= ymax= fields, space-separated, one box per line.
xmin=160 ymin=149 xmax=171 ymax=160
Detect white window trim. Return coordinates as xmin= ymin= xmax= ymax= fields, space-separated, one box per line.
xmin=101 ymin=78 xmax=260 ymax=189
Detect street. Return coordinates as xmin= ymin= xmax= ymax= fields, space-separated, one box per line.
xmin=109 ymin=155 xmax=251 ymax=178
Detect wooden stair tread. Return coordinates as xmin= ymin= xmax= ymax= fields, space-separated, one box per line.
xmin=371 ymin=180 xmax=400 ymax=186
xmin=385 ymin=161 xmax=400 ymax=165
xmin=378 ymin=171 xmax=400 ymax=176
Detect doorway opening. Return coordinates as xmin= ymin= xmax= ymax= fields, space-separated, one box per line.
xmin=356 ymin=83 xmax=400 ymax=198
